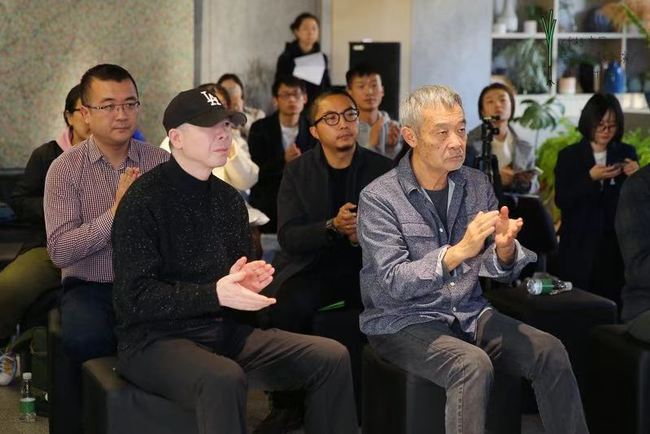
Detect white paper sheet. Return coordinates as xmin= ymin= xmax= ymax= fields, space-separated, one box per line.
xmin=293 ymin=52 xmax=326 ymax=85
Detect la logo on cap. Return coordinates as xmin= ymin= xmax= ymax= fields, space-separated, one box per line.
xmin=201 ymin=91 xmax=221 ymax=106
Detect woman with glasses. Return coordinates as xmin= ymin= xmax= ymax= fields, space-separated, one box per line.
xmin=0 ymin=84 xmax=89 ymax=386
xmin=275 ymin=12 xmax=331 ymax=105
xmin=554 ymin=93 xmax=639 ymax=306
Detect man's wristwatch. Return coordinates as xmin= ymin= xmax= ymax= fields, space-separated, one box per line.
xmin=326 ymin=218 xmax=341 ymax=240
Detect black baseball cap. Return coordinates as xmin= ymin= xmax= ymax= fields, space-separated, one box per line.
xmin=162 ymin=88 xmax=247 ymax=133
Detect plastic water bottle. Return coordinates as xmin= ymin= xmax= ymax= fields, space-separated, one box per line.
xmin=19 ymin=372 xmax=36 ymax=422
xmin=526 ymin=278 xmax=573 ymax=295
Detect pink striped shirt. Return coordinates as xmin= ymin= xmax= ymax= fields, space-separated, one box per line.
xmin=44 ymin=137 xmax=169 ymax=283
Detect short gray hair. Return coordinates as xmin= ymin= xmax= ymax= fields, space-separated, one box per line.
xmin=399 ymin=85 xmax=464 ymax=132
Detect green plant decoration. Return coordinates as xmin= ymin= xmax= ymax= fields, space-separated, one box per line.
xmin=540 ymin=9 xmax=557 ymax=87
xmin=514 ymin=97 xmax=565 ymax=151
xmin=623 ymin=128 xmax=650 ymax=167
xmin=500 ymin=38 xmax=548 ymax=94
xmin=536 ymin=119 xmax=581 ymax=222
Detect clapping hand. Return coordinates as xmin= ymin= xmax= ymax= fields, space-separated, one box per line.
xmin=215 ymin=257 xmax=276 ymax=311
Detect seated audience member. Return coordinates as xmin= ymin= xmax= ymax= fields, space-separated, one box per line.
xmin=217 ymin=73 xmax=266 ymax=140
xmin=112 ymin=87 xmax=358 ymax=434
xmin=161 ymin=83 xmax=259 ymax=193
xmin=269 ymin=88 xmax=392 ymax=331
xmin=44 ymin=64 xmax=169 ymax=426
xmin=275 ymin=12 xmax=331 ymax=105
xmin=257 ymin=89 xmax=391 ymax=434
xmin=467 ymin=83 xmax=538 ymax=195
xmin=358 ymin=85 xmax=588 ymax=434
xmin=555 ymin=93 xmax=638 ymax=306
xmin=345 ymin=64 xmax=401 ymax=158
xmin=249 ymin=76 xmax=318 ymax=233
xmin=616 ymin=164 xmax=650 ymax=343
xmin=0 ymin=84 xmax=89 ymax=386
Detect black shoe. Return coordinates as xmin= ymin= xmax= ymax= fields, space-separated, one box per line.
xmin=253 ymin=406 xmax=303 ymax=434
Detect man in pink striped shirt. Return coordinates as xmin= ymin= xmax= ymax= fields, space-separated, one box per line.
xmin=44 ymin=64 xmax=168 ymax=432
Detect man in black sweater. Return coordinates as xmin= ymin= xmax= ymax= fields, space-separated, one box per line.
xmin=112 ymin=88 xmax=358 ymax=434
xmin=615 ymin=164 xmax=650 ymax=343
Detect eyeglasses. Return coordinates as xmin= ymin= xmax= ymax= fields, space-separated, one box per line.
xmin=276 ymin=91 xmax=303 ymax=100
xmin=313 ymin=108 xmax=359 ymax=127
xmin=596 ymin=123 xmax=617 ymax=133
xmin=84 ymin=101 xmax=141 ymax=114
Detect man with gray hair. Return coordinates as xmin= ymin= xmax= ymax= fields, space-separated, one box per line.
xmin=357 ymin=85 xmax=589 ymax=434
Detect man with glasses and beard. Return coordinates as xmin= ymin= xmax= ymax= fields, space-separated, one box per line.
xmin=256 ymin=89 xmax=391 ymax=433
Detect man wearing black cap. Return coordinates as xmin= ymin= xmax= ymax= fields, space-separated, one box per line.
xmin=111 ymin=88 xmax=358 ymax=434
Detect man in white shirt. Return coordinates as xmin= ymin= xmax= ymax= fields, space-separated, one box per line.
xmin=346 ymin=65 xmax=401 ymax=158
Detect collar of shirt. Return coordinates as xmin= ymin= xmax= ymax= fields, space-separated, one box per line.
xmin=396 ymin=149 xmax=466 ymax=201
xmin=87 ymin=136 xmax=141 ymax=167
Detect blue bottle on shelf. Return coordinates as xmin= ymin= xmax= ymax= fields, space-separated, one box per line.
xmin=603 ymin=61 xmax=626 ymax=94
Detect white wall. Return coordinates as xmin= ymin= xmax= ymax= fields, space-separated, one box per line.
xmin=328 ymin=0 xmax=412 ymax=99
xmin=410 ymin=0 xmax=493 ymax=129
xmin=324 ymin=0 xmax=492 ymax=128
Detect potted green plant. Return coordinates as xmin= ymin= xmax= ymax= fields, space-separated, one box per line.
xmin=500 ymin=38 xmax=548 ymax=94
xmin=514 ymin=96 xmax=565 ymax=151
xmin=535 ymin=119 xmax=582 ymax=222
xmin=523 ymin=5 xmax=545 ymax=33
xmin=557 ymin=42 xmax=584 ymax=94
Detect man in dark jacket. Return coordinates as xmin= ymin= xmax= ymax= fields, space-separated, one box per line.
xmin=255 ymin=88 xmax=391 ymax=434
xmin=268 ymin=88 xmax=392 ymax=332
xmin=616 ymin=164 xmax=650 ymax=343
xmin=249 ymin=76 xmax=318 ymax=234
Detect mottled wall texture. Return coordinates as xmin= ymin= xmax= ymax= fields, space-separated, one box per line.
xmin=0 ymin=0 xmax=194 ymax=168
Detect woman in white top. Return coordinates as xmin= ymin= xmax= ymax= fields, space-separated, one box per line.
xmin=555 ymin=93 xmax=639 ymax=305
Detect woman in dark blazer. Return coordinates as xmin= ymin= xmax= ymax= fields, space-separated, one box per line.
xmin=275 ymin=12 xmax=331 ymax=105
xmin=555 ymin=93 xmax=639 ymax=306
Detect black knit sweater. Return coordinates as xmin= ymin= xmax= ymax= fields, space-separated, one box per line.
xmin=112 ymin=157 xmax=253 ymax=357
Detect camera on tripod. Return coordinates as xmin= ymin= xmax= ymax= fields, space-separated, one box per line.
xmin=475 ymin=115 xmax=501 ymax=184
xmin=481 ymin=115 xmax=500 ymax=141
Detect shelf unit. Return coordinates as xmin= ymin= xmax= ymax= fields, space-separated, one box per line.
xmin=491 ymin=0 xmax=649 ymax=101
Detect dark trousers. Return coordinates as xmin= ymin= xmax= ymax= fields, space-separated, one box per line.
xmin=60 ymin=279 xmax=116 ymax=433
xmin=60 ymin=279 xmax=117 ymax=363
xmin=628 ymin=310 xmax=650 ymax=344
xmin=117 ymin=326 xmax=358 ymax=434
xmin=369 ymin=309 xmax=589 ymax=434
xmin=589 ymin=230 xmax=625 ymax=308
xmin=270 ymin=267 xmax=361 ymax=334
